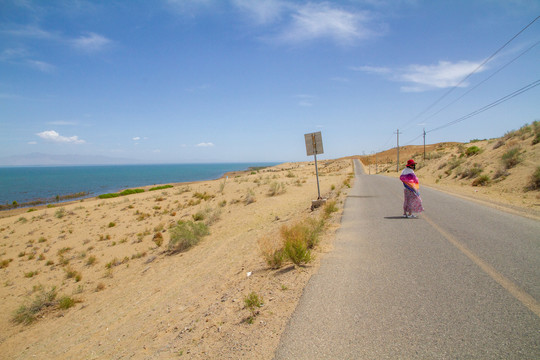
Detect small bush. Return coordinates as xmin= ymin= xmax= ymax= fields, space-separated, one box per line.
xmin=1 ymin=258 xmax=13 ymax=268
xmin=526 ymin=166 xmax=540 ymax=190
xmin=153 ymin=232 xmax=163 ymax=247
xmin=323 ymin=200 xmax=338 ymax=218
xmin=57 ymin=296 xmax=75 ymax=310
xmin=55 ymin=208 xmax=66 ymax=219
xmin=168 ymin=221 xmax=209 ymax=254
xmin=465 ymin=146 xmax=481 ymax=157
xmin=283 ymin=237 xmax=311 ymax=265
xmin=119 ymin=189 xmax=145 ymax=196
xmin=244 ymin=291 xmax=263 ymax=323
xmin=459 ymin=164 xmax=483 ymax=179
xmin=193 ymin=192 xmax=214 ymax=201
xmin=502 ymin=147 xmax=522 ymax=169
xmin=472 ymin=175 xmax=491 ymax=187
xmin=86 ymin=255 xmax=97 ymax=266
xmin=108 ymin=222 xmax=116 ymax=228
xmin=244 ymin=189 xmax=256 ymax=205
xmin=12 ymin=287 xmax=57 ymax=325
xmin=268 ymin=182 xmax=286 ymax=196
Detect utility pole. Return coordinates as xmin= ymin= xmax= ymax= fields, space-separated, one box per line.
xmin=375 ymin=152 xmax=378 ymax=174
xmin=395 ymin=129 xmax=401 ymax=172
xmin=423 ymin=128 xmax=426 ymax=161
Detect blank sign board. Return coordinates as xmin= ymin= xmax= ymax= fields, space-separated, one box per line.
xmin=304 ymin=131 xmax=324 ymax=156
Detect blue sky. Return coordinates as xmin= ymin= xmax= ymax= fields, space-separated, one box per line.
xmin=1 ymin=0 xmax=539 ymax=164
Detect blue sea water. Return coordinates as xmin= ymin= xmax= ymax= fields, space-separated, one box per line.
xmin=0 ymin=163 xmax=277 ymax=205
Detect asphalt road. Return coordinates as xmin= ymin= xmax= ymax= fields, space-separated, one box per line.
xmin=274 ymin=159 xmax=540 ymax=359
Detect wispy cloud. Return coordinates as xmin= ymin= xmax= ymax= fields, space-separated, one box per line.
xmin=294 ymin=94 xmax=316 ymax=107
xmin=278 ymin=3 xmax=375 ymax=44
xmin=36 ymin=130 xmax=85 ymax=144
xmin=353 ymin=60 xmax=485 ymax=92
xmin=48 ymin=120 xmax=78 ymax=126
xmin=71 ymin=32 xmax=112 ymax=52
xmin=2 ymin=24 xmax=57 ymax=40
xmin=233 ymin=0 xmax=287 ymax=24
xmin=398 ymin=60 xmax=483 ymax=92
xmin=133 ymin=136 xmax=141 ymax=141
xmin=27 ymin=59 xmax=55 ymax=72
xmin=196 ymin=142 xmax=215 ymax=147
xmin=0 ymin=47 xmax=55 ymax=72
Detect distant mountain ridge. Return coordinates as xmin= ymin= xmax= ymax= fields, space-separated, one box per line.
xmin=0 ymin=153 xmax=143 ymax=166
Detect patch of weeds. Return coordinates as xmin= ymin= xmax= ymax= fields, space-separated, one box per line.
xmin=459 ymin=164 xmax=483 ymax=179
xmin=1 ymin=258 xmax=13 ymax=268
xmin=38 ymin=237 xmax=47 ymax=243
xmin=17 ymin=217 xmax=28 ymax=224
xmin=55 ymin=208 xmax=66 ymax=219
xmin=244 ymin=189 xmax=256 ymax=205
xmin=193 ymin=192 xmax=215 ymax=201
xmin=218 ymin=200 xmax=227 ymax=207
xmin=465 ymin=145 xmax=481 ymax=157
xmin=149 ymin=185 xmax=173 ymax=191
xmin=268 ymin=182 xmax=286 ymax=196
xmin=24 ymin=270 xmax=38 ymax=278
xmin=502 ymin=147 xmax=522 ymax=169
xmin=131 ymin=252 xmax=147 ymax=259
xmin=108 ymin=222 xmax=116 ymax=228
xmin=192 ymin=211 xmax=205 ymax=222
xmin=46 ymin=260 xmax=54 ymax=266
xmin=244 ymin=291 xmax=263 ymax=324
xmin=57 ymin=295 xmax=75 ymax=310
xmin=323 ymin=200 xmax=338 ymax=218
xmin=472 ymin=175 xmax=491 ymax=187
xmin=167 ymin=220 xmax=209 ymax=254
xmin=286 ymin=171 xmax=295 ymax=178
xmin=57 ymin=247 xmax=72 ymax=256
xmin=526 ymin=166 xmax=540 ymax=191
xmin=12 ymin=287 xmax=57 ymax=325
xmin=86 ymin=255 xmax=97 ymax=266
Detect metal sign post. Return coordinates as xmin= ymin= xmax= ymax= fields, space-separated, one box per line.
xmin=304 ymin=131 xmax=324 ymax=200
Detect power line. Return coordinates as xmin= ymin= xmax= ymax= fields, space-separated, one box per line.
xmin=401 ymin=15 xmax=540 ymax=130
xmin=420 ymin=40 xmax=540 ymax=125
xmin=427 ymin=79 xmax=540 ymax=134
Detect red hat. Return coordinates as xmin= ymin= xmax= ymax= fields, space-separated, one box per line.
xmin=407 ymin=159 xmax=416 ymax=167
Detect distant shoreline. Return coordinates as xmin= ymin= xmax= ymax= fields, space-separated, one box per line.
xmin=0 ymin=163 xmax=277 ymax=216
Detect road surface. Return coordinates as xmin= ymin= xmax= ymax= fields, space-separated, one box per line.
xmin=274 ymin=159 xmax=540 ymax=359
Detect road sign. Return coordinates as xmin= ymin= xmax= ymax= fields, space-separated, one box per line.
xmin=305 ymin=131 xmax=324 ymax=156
xmin=304 ymin=131 xmax=324 ymax=200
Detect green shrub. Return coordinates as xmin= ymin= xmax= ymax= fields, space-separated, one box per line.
xmin=472 ymin=175 xmax=491 ymax=187
xmin=12 ymin=287 xmax=57 ymax=325
xmin=149 ymin=185 xmax=173 ymax=191
xmin=465 ymin=145 xmax=481 ymax=157
xmin=98 ymin=193 xmax=120 ymax=199
xmin=283 ymin=237 xmax=311 ymax=265
xmin=57 ymin=296 xmax=75 ymax=310
xmin=502 ymin=147 xmax=522 ymax=169
xmin=193 ymin=192 xmax=214 ymax=201
xmin=264 ymin=248 xmax=285 ymax=269
xmin=119 ymin=189 xmax=144 ymax=196
xmin=323 ymin=200 xmax=338 ymax=218
xmin=168 ymin=221 xmax=209 ymax=253
xmin=244 ymin=291 xmax=263 ymax=323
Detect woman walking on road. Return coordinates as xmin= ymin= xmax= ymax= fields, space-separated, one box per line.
xmin=400 ymin=159 xmax=424 ymax=218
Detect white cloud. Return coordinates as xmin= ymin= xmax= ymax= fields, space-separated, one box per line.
xmin=233 ymin=0 xmax=287 ymax=24
xmin=27 ymin=59 xmax=55 ymax=72
xmin=133 ymin=136 xmax=141 ymax=141
xmin=28 ymin=141 xmax=37 ymax=145
xmin=3 ymin=25 xmax=57 ymax=40
xmin=36 ymin=130 xmax=85 ymax=144
xmin=354 ymin=60 xmax=485 ymax=92
xmin=351 ymin=65 xmax=391 ymax=74
xmin=71 ymin=32 xmax=111 ymax=52
xmin=277 ymin=3 xmax=375 ymax=44
xmin=399 ymin=60 xmax=482 ymax=91
xmin=196 ymin=142 xmax=215 ymax=147
xmin=48 ymin=120 xmax=78 ymax=125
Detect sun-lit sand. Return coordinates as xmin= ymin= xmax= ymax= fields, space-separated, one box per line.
xmin=0 ymin=160 xmax=353 ymax=359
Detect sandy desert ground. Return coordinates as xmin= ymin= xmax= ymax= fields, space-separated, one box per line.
xmin=0 ymin=159 xmax=353 ymax=359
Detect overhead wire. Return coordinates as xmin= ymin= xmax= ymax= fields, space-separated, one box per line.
xmin=400 ymin=15 xmax=540 ymax=131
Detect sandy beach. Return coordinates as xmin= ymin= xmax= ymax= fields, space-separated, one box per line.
xmin=0 ymin=159 xmax=353 ymax=359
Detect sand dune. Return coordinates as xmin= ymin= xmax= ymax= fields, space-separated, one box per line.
xmin=0 ymin=160 xmax=353 ymax=359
